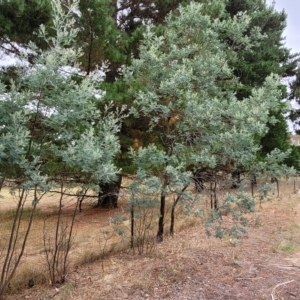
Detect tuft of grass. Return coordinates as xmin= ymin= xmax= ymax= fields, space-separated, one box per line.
xmin=7 ymin=265 xmax=47 ymax=294
xmin=175 ymin=215 xmax=201 ymax=233
xmin=272 ymin=242 xmax=299 ymax=253
xmin=280 ymin=244 xmax=297 ymax=252
xmin=75 ymin=250 xmax=104 ymax=266
xmin=75 ymin=240 xmax=129 ymax=267
xmin=253 ymin=215 xmax=263 ymax=227
xmin=0 ymin=207 xmax=45 ymax=221
xmin=58 ymin=281 xmax=76 ymax=299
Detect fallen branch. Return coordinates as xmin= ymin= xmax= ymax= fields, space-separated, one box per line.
xmin=235 ymin=277 xmax=263 ymax=280
xmin=273 ymin=264 xmax=300 ymax=269
xmin=271 ymin=280 xmax=295 ymax=300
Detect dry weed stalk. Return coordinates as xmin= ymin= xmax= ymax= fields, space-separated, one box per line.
xmin=0 ymin=185 xmax=45 ymax=299
xmin=43 ymin=181 xmax=80 ymax=286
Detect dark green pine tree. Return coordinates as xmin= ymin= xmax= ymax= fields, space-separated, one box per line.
xmin=226 ymin=0 xmax=297 ymax=97
xmin=91 ymin=0 xmax=300 ymax=205
xmin=0 ymin=0 xmax=52 ymax=87
xmin=91 ymin=0 xmax=188 ymax=207
xmin=289 ymin=69 xmax=300 ymax=132
xmin=225 ymin=0 xmax=300 ymax=169
xmin=0 ymin=0 xmax=51 ymax=56
xmin=76 ymin=0 xmax=127 ymax=76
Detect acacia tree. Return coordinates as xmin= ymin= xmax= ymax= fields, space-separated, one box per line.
xmin=0 ymin=0 xmax=122 ymax=295
xmin=126 ymin=1 xmax=292 ymax=242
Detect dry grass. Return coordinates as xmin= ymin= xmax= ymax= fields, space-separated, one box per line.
xmin=1 ymin=177 xmax=300 ymax=299
xmin=7 ymin=265 xmax=48 ymax=294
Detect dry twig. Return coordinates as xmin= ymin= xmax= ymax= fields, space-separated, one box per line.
xmin=271 ymin=280 xmax=295 ymax=300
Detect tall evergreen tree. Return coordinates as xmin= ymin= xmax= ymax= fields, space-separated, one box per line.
xmin=126 ymin=2 xmax=291 ymax=241
xmin=0 ymin=0 xmax=51 ymax=57
xmin=96 ymin=0 xmax=300 ymax=205
xmin=225 ymin=0 xmax=299 ymax=163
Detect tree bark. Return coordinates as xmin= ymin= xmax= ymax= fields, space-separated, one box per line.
xmin=130 ymin=202 xmax=134 ymax=249
xmin=156 ymin=192 xmax=165 ymax=243
xmin=231 ymin=171 xmax=241 ymax=189
xmin=170 ymin=185 xmax=189 ymax=236
xmin=210 ymin=179 xmax=218 ymax=209
xmin=97 ymin=175 xmax=122 ymax=208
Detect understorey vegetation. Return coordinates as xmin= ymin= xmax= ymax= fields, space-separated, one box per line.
xmin=0 ymin=0 xmax=300 ymax=298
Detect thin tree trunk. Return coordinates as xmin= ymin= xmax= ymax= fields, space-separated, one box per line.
xmin=210 ymin=182 xmax=214 ymax=209
xmin=170 ymin=203 xmax=176 ymax=236
xmin=0 ymin=178 xmax=4 ymax=193
xmin=156 ymin=192 xmax=165 ymax=243
xmin=0 ymin=187 xmax=38 ymax=297
xmin=130 ymin=202 xmax=134 ymax=249
xmin=213 ymin=181 xmax=218 ymax=209
xmin=170 ymin=185 xmax=189 ymax=236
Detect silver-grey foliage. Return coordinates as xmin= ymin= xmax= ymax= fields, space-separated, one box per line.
xmin=126 ymin=1 xmax=295 ymax=241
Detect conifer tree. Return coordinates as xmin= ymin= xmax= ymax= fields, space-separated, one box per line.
xmin=0 ymin=0 xmax=51 ymax=57
xmin=126 ymin=2 xmax=291 ymax=241
xmin=225 ymin=0 xmax=299 ymax=165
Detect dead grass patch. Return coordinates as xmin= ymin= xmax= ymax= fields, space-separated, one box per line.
xmin=6 ymin=264 xmax=47 ymax=295
xmin=1 ymin=178 xmax=300 ymax=299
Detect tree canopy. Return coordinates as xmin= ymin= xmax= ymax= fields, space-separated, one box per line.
xmin=2 ymin=2 xmax=300 ymax=297
xmin=125 ymin=1 xmax=294 ymax=241
xmin=0 ymin=0 xmax=123 ymax=197
xmin=0 ymin=0 xmax=298 ymax=237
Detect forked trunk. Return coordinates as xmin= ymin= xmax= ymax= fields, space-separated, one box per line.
xmin=170 ymin=185 xmax=189 ymax=236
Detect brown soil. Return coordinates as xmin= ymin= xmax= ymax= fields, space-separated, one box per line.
xmin=2 ymin=181 xmax=300 ymax=300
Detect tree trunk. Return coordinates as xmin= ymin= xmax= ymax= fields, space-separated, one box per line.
xmin=130 ymin=202 xmax=134 ymax=249
xmin=97 ymin=175 xmax=122 ymax=208
xmin=156 ymin=192 xmax=165 ymax=243
xmin=213 ymin=181 xmax=218 ymax=209
xmin=170 ymin=204 xmax=175 ymax=236
xmin=271 ymin=177 xmax=279 ymax=197
xmin=231 ymin=171 xmax=241 ymax=189
xmin=170 ymin=185 xmax=188 ymax=236
xmin=193 ymin=169 xmax=204 ymax=192
xmin=210 ymin=181 xmax=218 ymax=209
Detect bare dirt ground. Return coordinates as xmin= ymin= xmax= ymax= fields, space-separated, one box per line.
xmin=2 ymin=180 xmax=300 ymax=300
